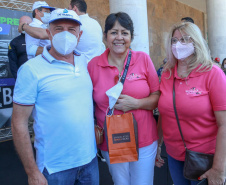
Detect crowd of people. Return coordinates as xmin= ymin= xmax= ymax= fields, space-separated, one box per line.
xmin=7 ymin=0 xmax=226 ymax=185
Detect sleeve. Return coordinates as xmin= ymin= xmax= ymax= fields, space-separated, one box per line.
xmin=25 ymin=32 xmax=39 ymax=58
xmin=87 ymin=58 xmax=97 ymax=85
xmin=208 ymin=67 xmax=226 ymax=111
xmin=87 ymin=61 xmax=92 ymax=74
xmin=145 ymin=54 xmax=160 ymax=93
xmin=13 ymin=63 xmax=38 ymax=105
xmin=87 ymin=60 xmax=93 ymax=80
xmin=8 ymin=40 xmax=18 ymax=79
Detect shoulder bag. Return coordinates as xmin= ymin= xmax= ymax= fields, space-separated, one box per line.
xmin=173 ymin=79 xmax=214 ymax=181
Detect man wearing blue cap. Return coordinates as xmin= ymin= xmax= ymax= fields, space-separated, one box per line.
xmin=12 ymin=9 xmax=98 ymax=185
xmin=25 ymin=1 xmax=55 ymax=59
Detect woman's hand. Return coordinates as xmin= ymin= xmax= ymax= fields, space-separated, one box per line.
xmin=114 ymin=94 xmax=138 ymax=112
xmin=202 ymin=110 xmax=226 ymax=185
xmin=199 ymin=168 xmax=226 ymax=185
xmin=155 ymin=146 xmax=165 ymax=168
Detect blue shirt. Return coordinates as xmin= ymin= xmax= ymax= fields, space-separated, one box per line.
xmin=13 ymin=46 xmax=96 ymax=174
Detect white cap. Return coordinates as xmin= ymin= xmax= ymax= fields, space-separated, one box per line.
xmin=49 ymin=9 xmax=82 ymax=25
xmin=32 ymin=1 xmax=55 ymax=11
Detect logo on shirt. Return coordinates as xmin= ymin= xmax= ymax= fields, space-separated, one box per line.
xmin=186 ymin=87 xmax=202 ymax=95
xmin=126 ymin=73 xmax=141 ymax=80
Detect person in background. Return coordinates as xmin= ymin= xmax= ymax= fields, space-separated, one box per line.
xmin=181 ymin=17 xmax=194 ymax=23
xmin=12 ymin=9 xmax=98 ymax=185
xmin=157 ymin=58 xmax=167 ymax=79
xmin=221 ymin=58 xmax=226 ymax=75
xmin=24 ymin=1 xmax=55 ymax=59
xmin=69 ymin=0 xmax=105 ymax=62
xmin=156 ymin=21 xmax=226 ymax=185
xmin=88 ymin=12 xmax=160 ymax=185
xmin=8 ymin=16 xmax=32 ymax=79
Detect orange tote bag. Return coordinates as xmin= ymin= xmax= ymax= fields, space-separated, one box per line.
xmin=104 ymin=112 xmax=139 ymax=164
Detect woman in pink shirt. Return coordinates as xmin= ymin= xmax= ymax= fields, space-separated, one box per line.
xmin=88 ymin=12 xmax=160 ymax=185
xmin=156 ymin=22 xmax=226 ymax=185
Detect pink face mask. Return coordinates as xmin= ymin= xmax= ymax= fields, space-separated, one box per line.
xmin=172 ymin=42 xmax=194 ymax=60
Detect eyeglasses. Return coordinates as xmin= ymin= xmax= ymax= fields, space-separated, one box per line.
xmin=171 ymin=36 xmax=192 ymax=45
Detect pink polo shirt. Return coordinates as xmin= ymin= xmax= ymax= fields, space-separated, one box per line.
xmin=158 ymin=64 xmax=226 ymax=161
xmin=88 ymin=48 xmax=159 ymax=151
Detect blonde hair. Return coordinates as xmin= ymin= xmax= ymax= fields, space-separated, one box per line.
xmin=164 ymin=22 xmax=213 ymax=77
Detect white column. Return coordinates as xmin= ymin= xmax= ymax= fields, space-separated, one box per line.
xmin=109 ymin=0 xmax=150 ymax=55
xmin=207 ymin=0 xmax=226 ymax=63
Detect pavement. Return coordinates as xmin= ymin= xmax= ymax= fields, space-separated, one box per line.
xmin=0 ymin=140 xmax=173 ymax=185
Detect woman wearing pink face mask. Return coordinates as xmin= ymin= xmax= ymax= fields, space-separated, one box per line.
xmin=155 ymin=22 xmax=226 ymax=185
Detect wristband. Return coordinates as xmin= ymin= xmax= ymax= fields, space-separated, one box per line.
xmin=21 ymin=23 xmax=28 ymax=31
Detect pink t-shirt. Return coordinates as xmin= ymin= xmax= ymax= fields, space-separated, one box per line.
xmin=158 ymin=64 xmax=226 ymax=161
xmin=88 ymin=48 xmax=159 ymax=151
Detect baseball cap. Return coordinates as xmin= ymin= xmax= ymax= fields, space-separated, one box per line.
xmin=49 ymin=9 xmax=82 ymax=25
xmin=32 ymin=1 xmax=55 ymax=11
xmin=215 ymin=57 xmax=220 ymax=62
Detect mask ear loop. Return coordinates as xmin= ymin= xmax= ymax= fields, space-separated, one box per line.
xmin=49 ymin=30 xmax=54 ymax=39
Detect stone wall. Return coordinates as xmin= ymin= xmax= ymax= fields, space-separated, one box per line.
xmin=147 ymin=0 xmax=205 ymax=68
xmin=4 ymin=0 xmax=204 ymax=68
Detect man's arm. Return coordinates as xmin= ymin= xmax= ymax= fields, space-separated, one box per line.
xmin=20 ymin=23 xmax=48 ymax=40
xmin=8 ymin=41 xmax=18 ymax=79
xmin=11 ymin=103 xmax=47 ymax=185
xmin=25 ymin=32 xmax=44 ymax=58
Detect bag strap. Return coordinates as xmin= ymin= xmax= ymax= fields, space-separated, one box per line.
xmin=107 ymin=50 xmax=132 ymax=116
xmin=120 ymin=50 xmax=132 ymax=85
xmin=173 ymin=79 xmax=187 ymax=149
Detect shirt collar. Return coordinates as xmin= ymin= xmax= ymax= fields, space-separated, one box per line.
xmin=174 ymin=62 xmax=207 ymax=80
xmin=79 ymin=13 xmax=89 ymax=18
xmin=42 ymin=45 xmax=81 ymax=64
xmin=97 ymin=48 xmax=135 ymax=67
xmin=42 ymin=45 xmax=56 ymax=63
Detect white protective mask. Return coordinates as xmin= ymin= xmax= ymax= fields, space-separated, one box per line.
xmin=51 ymin=31 xmax=78 ymax=56
xmin=224 ymin=64 xmax=226 ymax=68
xmin=172 ymin=42 xmax=194 ymax=60
xmin=106 ymin=82 xmax=123 ymax=109
xmin=41 ymin=12 xmax=51 ymax=24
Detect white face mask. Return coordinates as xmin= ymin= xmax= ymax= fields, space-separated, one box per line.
xmin=224 ymin=64 xmax=226 ymax=68
xmin=172 ymin=42 xmax=194 ymax=60
xmin=41 ymin=12 xmax=51 ymax=24
xmin=106 ymin=82 xmax=123 ymax=109
xmin=51 ymin=31 xmax=78 ymax=56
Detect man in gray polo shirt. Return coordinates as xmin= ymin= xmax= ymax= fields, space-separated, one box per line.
xmin=12 ymin=9 xmax=98 ymax=185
